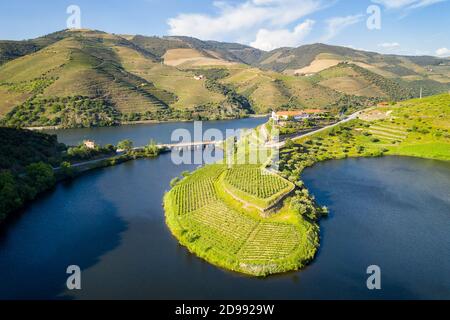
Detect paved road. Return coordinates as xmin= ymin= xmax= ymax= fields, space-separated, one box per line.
xmin=266 ymin=108 xmax=371 ymax=149
xmin=53 ymin=153 xmax=124 ymax=171
xmin=55 ymin=108 xmax=370 ymax=170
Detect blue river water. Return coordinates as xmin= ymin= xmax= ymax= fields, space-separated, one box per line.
xmin=0 ymin=118 xmax=449 ymax=299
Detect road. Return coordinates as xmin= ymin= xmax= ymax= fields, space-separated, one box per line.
xmin=266 ymin=108 xmax=370 ymax=149
xmin=54 ymin=108 xmax=370 ymax=171
xmin=53 ymin=153 xmax=125 ymax=171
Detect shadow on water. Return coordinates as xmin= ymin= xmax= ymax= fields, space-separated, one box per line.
xmin=300 ymin=156 xmax=450 ymax=300
xmin=44 ymin=117 xmax=269 ymax=146
xmin=0 ymin=167 xmax=128 ymax=300
xmin=1 ymin=136 xmax=449 ymax=299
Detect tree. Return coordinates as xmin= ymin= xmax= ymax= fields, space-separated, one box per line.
xmin=59 ymin=161 xmax=76 ymax=178
xmin=144 ymin=139 xmax=160 ymax=157
xmin=25 ymin=162 xmax=55 ymax=198
xmin=117 ymin=139 xmax=133 ymax=153
xmin=181 ymin=171 xmax=191 ymax=178
xmin=0 ymin=171 xmax=22 ymax=220
xmin=284 ymin=139 xmax=295 ymax=149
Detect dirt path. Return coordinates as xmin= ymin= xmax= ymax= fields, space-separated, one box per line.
xmin=221 ymin=181 xmax=266 ymax=212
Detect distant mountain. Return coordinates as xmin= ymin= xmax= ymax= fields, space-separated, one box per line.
xmin=127 ymin=35 xmax=264 ymax=65
xmin=0 ymin=30 xmax=448 ymax=128
xmin=256 ymin=43 xmax=449 ymax=78
xmin=0 ymin=30 xmax=74 ymax=66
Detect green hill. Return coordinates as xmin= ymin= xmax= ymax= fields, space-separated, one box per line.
xmin=256 ymin=44 xmax=450 ymax=95
xmin=0 ymin=127 xmax=65 ymax=172
xmin=0 ymin=30 xmax=72 ymax=66
xmin=0 ymin=30 xmax=249 ymax=127
xmin=257 ymin=43 xmax=449 ymax=76
xmin=0 ymin=31 xmax=449 ymax=128
xmin=280 ymin=93 xmax=450 ymax=176
xmin=128 ymin=35 xmax=263 ymax=64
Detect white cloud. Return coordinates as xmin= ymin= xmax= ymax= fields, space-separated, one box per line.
xmin=372 ymin=0 xmax=446 ymax=10
xmin=321 ymin=14 xmax=363 ymax=42
xmin=436 ymin=47 xmax=450 ymax=57
xmin=250 ymin=20 xmax=315 ymax=50
xmin=167 ymin=0 xmax=323 ymax=42
xmin=379 ymin=42 xmax=400 ymax=48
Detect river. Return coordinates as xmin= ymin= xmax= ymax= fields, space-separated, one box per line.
xmin=42 ymin=118 xmax=269 ymax=146
xmin=0 ymin=119 xmax=449 ymax=299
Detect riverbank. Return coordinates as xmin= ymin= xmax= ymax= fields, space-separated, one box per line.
xmin=24 ymin=114 xmax=269 ymax=131
xmin=280 ymin=94 xmax=450 ymax=178
xmin=0 ymin=137 xmax=166 ymax=225
xmin=1 ymin=117 xmax=270 ymax=225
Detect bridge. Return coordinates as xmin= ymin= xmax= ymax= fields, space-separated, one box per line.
xmin=159 ymin=140 xmax=222 ymax=151
xmin=134 ymin=140 xmax=224 ymax=152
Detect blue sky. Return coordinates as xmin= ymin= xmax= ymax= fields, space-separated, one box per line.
xmin=0 ymin=0 xmax=449 ymax=56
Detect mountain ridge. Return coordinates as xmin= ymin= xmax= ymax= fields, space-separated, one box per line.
xmin=0 ymin=29 xmax=449 ymax=128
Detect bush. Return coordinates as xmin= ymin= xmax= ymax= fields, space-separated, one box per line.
xmin=59 ymin=161 xmax=76 ymax=179
xmin=24 ymin=162 xmax=55 ymax=199
xmin=143 ymin=140 xmax=160 ymax=157
xmin=117 ymin=140 xmax=133 ymax=153
xmin=170 ymin=177 xmax=180 ymax=187
xmin=67 ymin=143 xmax=115 ymax=161
xmin=0 ymin=171 xmax=23 ymax=220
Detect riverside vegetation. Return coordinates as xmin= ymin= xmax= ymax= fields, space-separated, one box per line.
xmin=0 ymin=127 xmax=163 ymax=223
xmin=163 ymin=93 xmax=449 ymax=277
xmin=278 ymin=93 xmax=450 ymax=183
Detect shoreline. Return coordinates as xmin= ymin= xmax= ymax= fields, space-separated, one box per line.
xmin=24 ymin=114 xmax=270 ymax=131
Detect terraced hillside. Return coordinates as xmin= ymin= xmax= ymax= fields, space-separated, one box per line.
xmin=0 ymin=30 xmax=247 ymax=127
xmin=164 ymin=163 xmax=319 ymax=276
xmin=128 ymin=35 xmax=264 ymax=65
xmin=222 ymin=165 xmax=294 ymax=210
xmin=256 ymin=44 xmax=450 ymax=102
xmin=258 ymin=44 xmax=450 ymax=82
xmin=307 ymin=62 xmax=418 ymax=101
xmin=0 ymin=31 xmax=177 ymax=124
xmin=0 ymin=30 xmax=71 ymax=66
xmin=1 ymin=30 xmax=449 ymax=128
xmin=279 ymin=94 xmax=450 ymax=182
xmin=189 ymin=65 xmax=342 ymax=113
